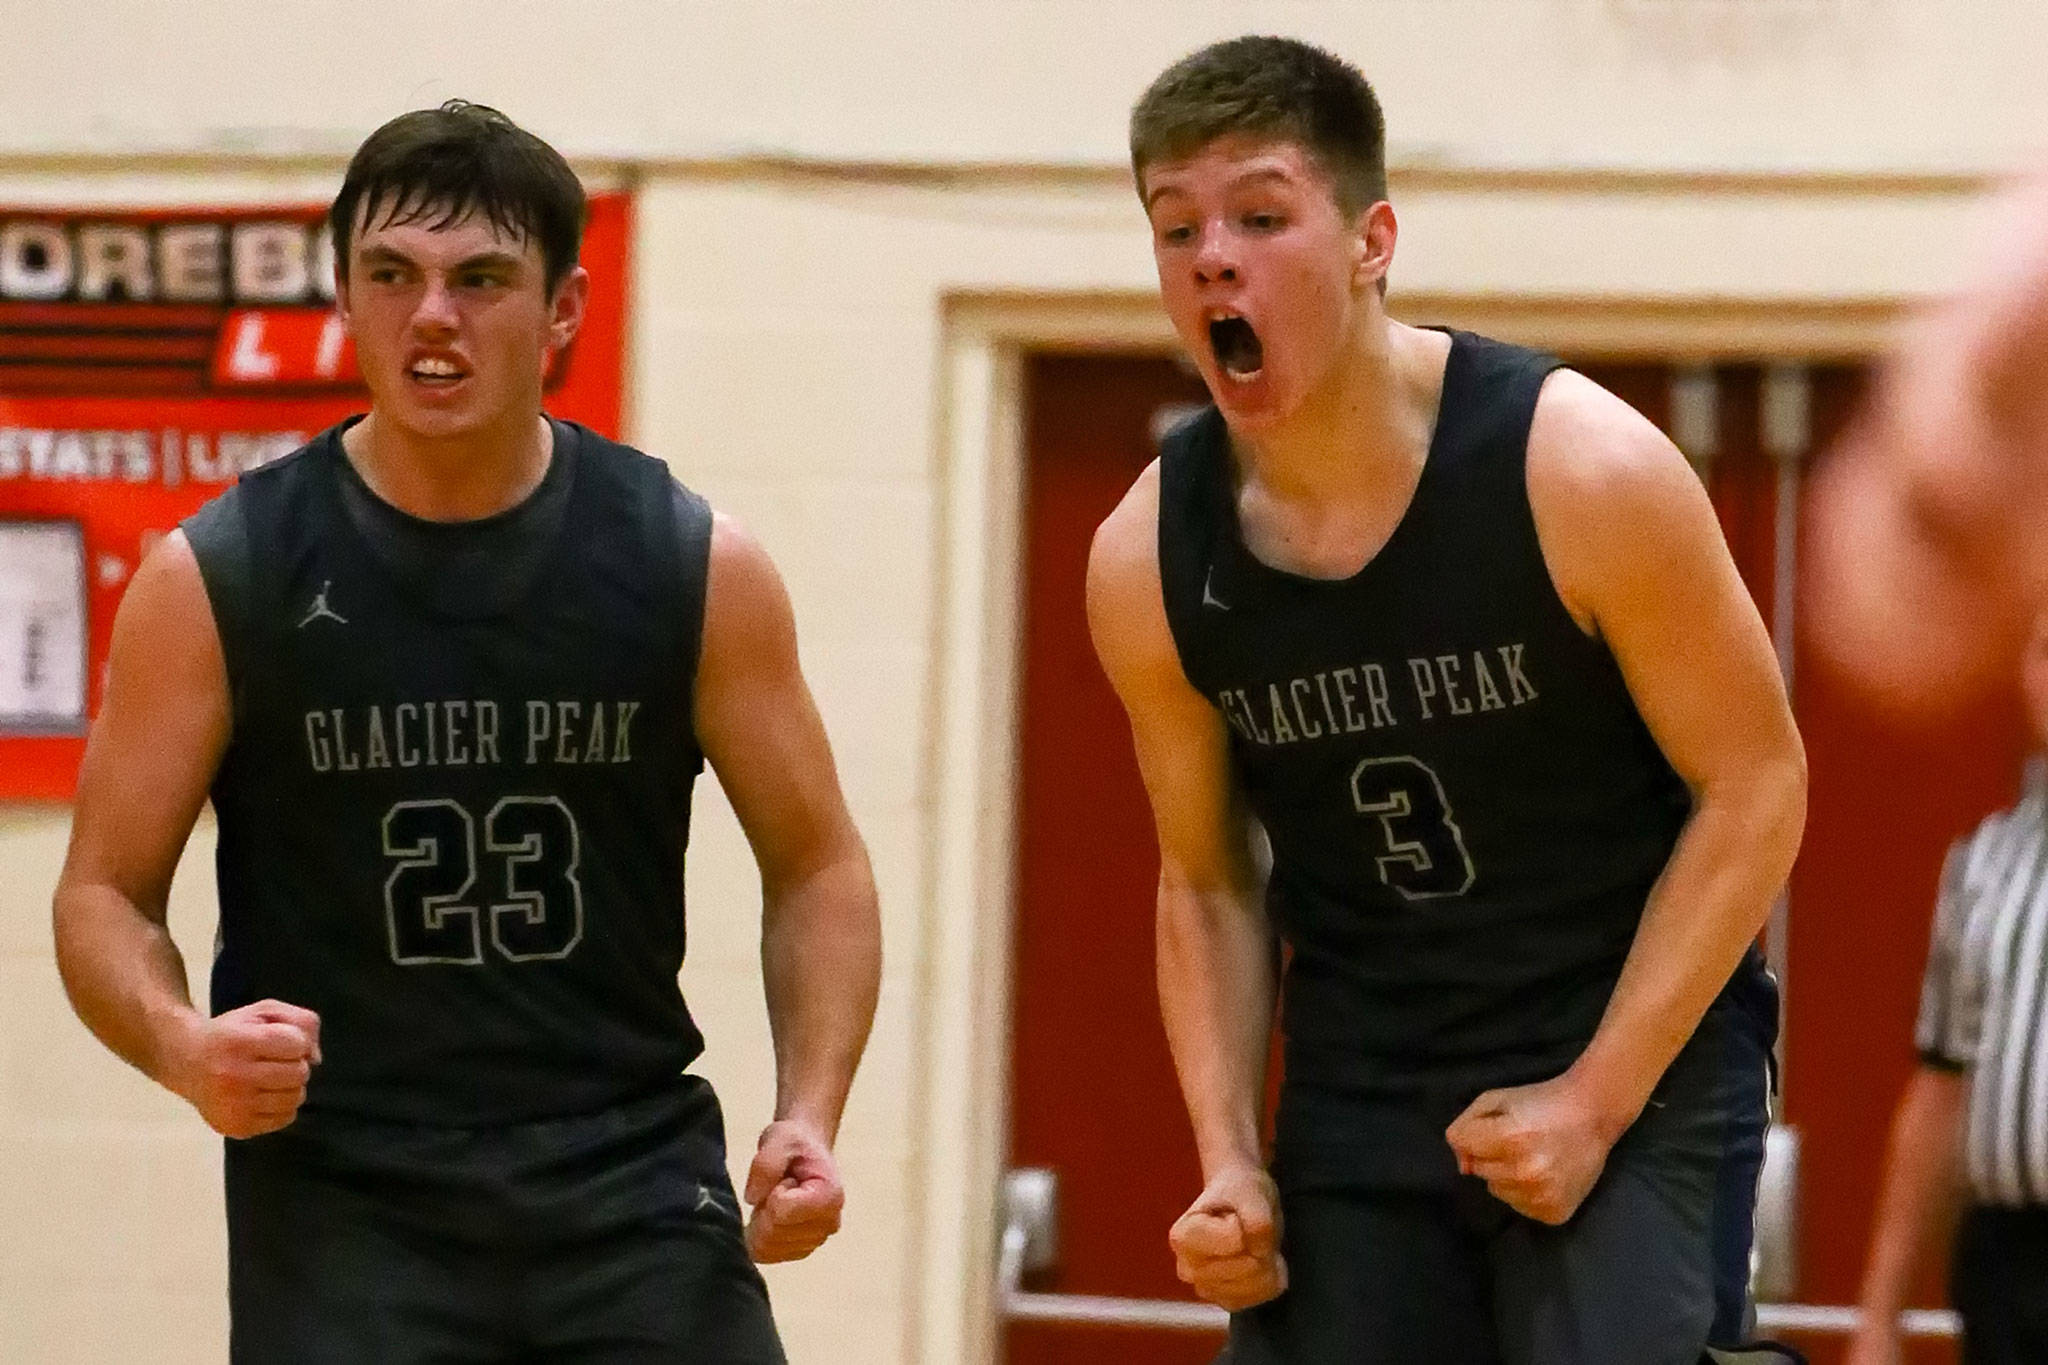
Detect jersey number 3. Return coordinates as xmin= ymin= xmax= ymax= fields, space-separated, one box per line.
xmin=1350 ymin=756 xmax=1476 ymax=900
xmin=381 ymin=796 xmax=586 ymax=965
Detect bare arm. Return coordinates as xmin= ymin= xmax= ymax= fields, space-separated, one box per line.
xmin=1449 ymin=372 xmax=1806 ymax=1222
xmin=1088 ymin=466 xmax=1270 ymax=1176
xmin=1087 ymin=465 xmax=1282 ymax=1309
xmin=52 ymin=531 xmax=318 ymax=1136
xmin=1541 ymin=370 xmax=1807 ymax=1133
xmin=1849 ymin=1067 xmax=1968 ymax=1363
xmin=694 ymin=513 xmax=880 ymax=1260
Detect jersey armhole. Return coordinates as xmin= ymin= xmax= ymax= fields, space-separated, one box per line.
xmin=668 ymin=480 xmax=715 ymax=713
xmin=1513 ymin=360 xmax=1608 ymax=647
xmin=1153 ymin=412 xmax=1226 ymax=702
xmin=180 ymin=487 xmax=255 ymax=702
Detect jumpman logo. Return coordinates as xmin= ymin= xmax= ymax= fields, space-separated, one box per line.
xmin=693 ymin=1183 xmax=735 ymax=1221
xmin=1202 ymin=566 xmax=1231 ymax=611
xmin=297 ymin=580 xmax=348 ymax=628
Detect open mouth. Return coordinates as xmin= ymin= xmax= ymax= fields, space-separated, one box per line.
xmin=1207 ymin=316 xmax=1264 ymax=380
xmin=409 ymin=358 xmax=470 ymax=387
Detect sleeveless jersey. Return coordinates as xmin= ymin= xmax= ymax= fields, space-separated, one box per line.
xmin=1158 ymin=330 xmax=1772 ymax=1103
xmin=184 ymin=418 xmax=711 ymax=1127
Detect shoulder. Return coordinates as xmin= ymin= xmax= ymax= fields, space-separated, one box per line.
xmin=1528 ymin=370 xmax=1712 ymax=549
xmin=237 ymin=429 xmax=335 ymax=492
xmin=1970 ymin=775 xmax=2048 ymax=862
xmin=555 ymin=419 xmax=681 ymax=489
xmin=134 ymin=525 xmax=207 ymax=596
xmin=1086 ymin=459 xmax=1164 ymax=622
xmin=1086 ymin=460 xmax=1196 ymax=705
xmin=1091 ymin=457 xmax=1162 ymax=563
xmin=706 ymin=511 xmax=781 ymax=596
xmin=181 ymin=478 xmax=248 ymax=548
xmin=1521 ymin=369 xmax=1722 ymax=626
xmin=112 ymin=528 xmax=224 ymax=670
xmin=701 ymin=511 xmax=797 ymax=660
xmin=1527 ymin=368 xmax=1696 ymax=508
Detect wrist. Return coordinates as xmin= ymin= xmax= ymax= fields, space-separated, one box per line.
xmin=145 ymin=1002 xmax=206 ymax=1099
xmin=771 ymin=1099 xmax=840 ymax=1147
xmin=1196 ymin=1128 xmax=1265 ymax=1183
xmin=1857 ymin=1269 xmax=1909 ymax=1320
xmin=1562 ymin=1051 xmax=1651 ymax=1146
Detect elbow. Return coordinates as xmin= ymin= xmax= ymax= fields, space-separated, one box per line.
xmin=1755 ymin=736 xmax=1810 ymax=870
xmin=1782 ymin=732 xmax=1810 ymax=842
xmin=50 ymin=876 xmax=79 ymax=965
xmin=49 ymin=877 xmax=92 ymax=1011
xmin=1155 ymin=865 xmax=1266 ymax=941
xmin=1695 ymin=736 xmax=1807 ymax=870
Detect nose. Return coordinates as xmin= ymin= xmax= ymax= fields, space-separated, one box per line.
xmin=411 ymin=275 xmax=459 ymax=336
xmin=1193 ymin=224 xmax=1238 ymax=286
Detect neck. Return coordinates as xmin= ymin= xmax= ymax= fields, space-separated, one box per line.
xmin=1230 ymin=317 xmax=1447 ymax=504
xmin=343 ymin=407 xmax=553 ymax=522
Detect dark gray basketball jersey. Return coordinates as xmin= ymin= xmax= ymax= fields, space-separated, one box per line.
xmin=184 ymin=417 xmax=713 ymax=1127
xmin=1156 ymin=331 xmax=1774 ymax=1106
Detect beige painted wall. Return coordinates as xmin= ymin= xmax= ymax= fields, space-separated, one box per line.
xmin=1 ymin=3 xmax=2042 ymax=1362
xmin=5 ymin=1 xmax=2045 ymax=174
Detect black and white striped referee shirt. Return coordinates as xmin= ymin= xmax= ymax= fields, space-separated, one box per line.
xmin=1917 ymin=759 xmax=2048 ymax=1206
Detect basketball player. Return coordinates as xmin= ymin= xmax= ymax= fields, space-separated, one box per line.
xmin=1807 ymin=170 xmax=2048 ymax=717
xmin=51 ymin=102 xmax=880 ymax=1362
xmin=1088 ymin=38 xmax=1807 ymax=1362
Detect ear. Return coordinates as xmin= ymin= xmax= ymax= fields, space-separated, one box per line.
xmin=546 ymin=264 xmax=591 ymax=354
xmin=332 ymin=259 xmax=353 ymax=329
xmin=1352 ymin=200 xmax=1397 ymax=293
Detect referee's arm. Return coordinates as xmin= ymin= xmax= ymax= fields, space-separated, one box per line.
xmin=1850 ymin=1065 xmax=1967 ymax=1360
xmin=1850 ymin=841 xmax=1979 ymax=1360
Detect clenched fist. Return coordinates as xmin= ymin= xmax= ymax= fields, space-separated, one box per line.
xmin=163 ymin=999 xmax=321 ymax=1139
xmin=743 ymin=1119 xmax=845 ymax=1263
xmin=1445 ymin=1073 xmax=1621 ymax=1226
xmin=1170 ymin=1165 xmax=1288 ymax=1312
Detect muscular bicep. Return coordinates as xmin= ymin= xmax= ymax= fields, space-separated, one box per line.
xmin=1530 ymin=373 xmax=1802 ymax=795
xmin=59 ymin=530 xmax=231 ymax=919
xmin=692 ymin=515 xmax=859 ymax=890
xmin=1085 ymin=478 xmax=1256 ymax=898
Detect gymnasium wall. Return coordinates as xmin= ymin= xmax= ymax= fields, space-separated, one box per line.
xmin=1 ymin=3 xmax=2042 ymax=1362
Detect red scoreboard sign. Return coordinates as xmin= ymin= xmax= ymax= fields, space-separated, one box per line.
xmin=0 ymin=192 xmax=631 ymax=799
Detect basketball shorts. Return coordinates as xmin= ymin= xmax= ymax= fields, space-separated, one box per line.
xmin=1224 ymin=1005 xmax=1795 ymax=1365
xmin=224 ymin=1077 xmax=785 ymax=1364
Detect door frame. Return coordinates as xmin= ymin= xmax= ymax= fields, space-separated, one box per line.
xmin=909 ymin=290 xmax=1898 ymax=1365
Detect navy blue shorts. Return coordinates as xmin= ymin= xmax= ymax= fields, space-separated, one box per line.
xmin=225 ymin=1078 xmax=784 ymax=1364
xmin=1227 ymin=1004 xmax=1777 ymax=1365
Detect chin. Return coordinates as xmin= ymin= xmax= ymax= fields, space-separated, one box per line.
xmin=390 ymin=406 xmax=486 ymax=443
xmin=1206 ymin=377 xmax=1292 ymax=432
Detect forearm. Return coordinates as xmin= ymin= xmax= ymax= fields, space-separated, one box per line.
xmin=1857 ymin=1068 xmax=1968 ymax=1321
xmin=1157 ymin=876 xmax=1277 ymax=1178
xmin=52 ymin=880 xmax=202 ymax=1092
xmin=1572 ymin=762 xmax=1805 ymax=1132
xmin=759 ymin=840 xmax=881 ymax=1142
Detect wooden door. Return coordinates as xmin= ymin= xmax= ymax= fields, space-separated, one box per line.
xmin=1007 ymin=352 xmax=1217 ymax=1365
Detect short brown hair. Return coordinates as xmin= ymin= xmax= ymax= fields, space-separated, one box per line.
xmin=1129 ymin=36 xmax=1387 ymax=216
xmin=330 ymin=100 xmax=587 ymax=295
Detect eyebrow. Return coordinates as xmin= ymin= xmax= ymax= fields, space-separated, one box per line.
xmin=354 ymin=246 xmax=525 ymax=273
xmin=1144 ymin=166 xmax=1294 ymax=210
